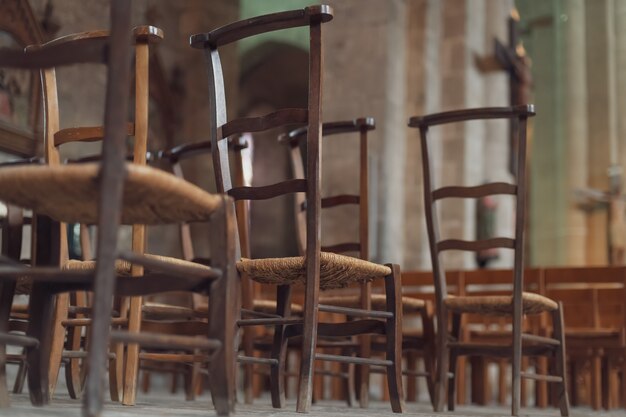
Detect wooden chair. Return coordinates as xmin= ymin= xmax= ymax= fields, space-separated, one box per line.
xmin=0 ymin=2 xmax=238 ymax=416
xmin=191 ymin=5 xmax=404 ymax=412
xmin=543 ymin=266 xmax=626 ymax=410
xmin=409 ymin=105 xmax=570 ymax=416
xmin=281 ymin=118 xmax=435 ymax=406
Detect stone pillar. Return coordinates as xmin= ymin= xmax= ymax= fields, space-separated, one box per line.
xmin=403 ymin=0 xmax=429 ymax=270
xmin=376 ymin=0 xmax=408 ymax=265
xmin=563 ymin=0 xmax=588 ymax=265
xmin=585 ymin=0 xmax=613 ymax=265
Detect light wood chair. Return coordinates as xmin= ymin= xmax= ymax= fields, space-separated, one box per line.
xmin=281 ymin=118 xmax=435 ymax=406
xmin=191 ymin=5 xmax=404 ymax=412
xmin=0 ymin=2 xmax=238 ymax=417
xmin=409 ymin=105 xmax=570 ymax=416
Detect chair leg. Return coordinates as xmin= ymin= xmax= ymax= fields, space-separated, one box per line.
xmin=65 ymin=324 xmax=83 ymax=399
xmin=384 ymin=264 xmax=404 ymax=413
xmin=296 ymin=288 xmax=319 ymax=413
xmin=358 ymin=335 xmax=371 ymax=408
xmin=270 ymin=285 xmax=291 ymax=408
xmin=602 ymin=355 xmax=611 ymax=410
xmin=552 ymin=303 xmax=570 ymax=416
xmin=0 ymin=281 xmax=17 ymax=407
xmin=47 ymin=293 xmax=69 ymax=400
xmin=447 ymin=312 xmax=461 ymax=411
xmin=406 ymin=351 xmax=417 ymax=402
xmin=26 ymin=284 xmax=55 ymax=406
xmin=434 ymin=313 xmax=449 ymax=412
xmin=420 ymin=302 xmax=436 ymax=407
xmin=207 ymin=200 xmax=239 ymax=416
xmin=12 ymin=352 xmax=27 ymax=394
xmin=108 ymin=340 xmax=124 ymax=402
xmin=122 ymin=296 xmax=142 ymax=406
xmin=66 ymin=291 xmax=89 ymax=399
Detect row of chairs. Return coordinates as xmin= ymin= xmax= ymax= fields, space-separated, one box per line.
xmin=0 ymin=2 xmax=570 ymax=417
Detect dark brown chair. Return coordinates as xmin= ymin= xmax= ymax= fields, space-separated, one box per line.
xmin=191 ymin=5 xmax=404 ymax=412
xmin=409 ymin=105 xmax=570 ymax=416
xmin=0 ymin=2 xmax=238 ymax=416
xmin=281 ymin=118 xmax=435 ymax=406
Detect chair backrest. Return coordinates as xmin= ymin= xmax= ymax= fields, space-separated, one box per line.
xmin=280 ymin=118 xmax=374 ymax=258
xmin=35 ymin=25 xmax=162 ymax=271
xmin=190 ymin=5 xmax=333 ymax=291
xmin=409 ymin=105 xmax=535 ymax=316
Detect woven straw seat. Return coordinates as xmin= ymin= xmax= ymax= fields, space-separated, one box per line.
xmin=237 ymin=252 xmax=391 ymax=290
xmin=63 ymin=253 xmax=213 ymax=276
xmin=15 ymin=254 xmax=213 ymax=295
xmin=444 ymin=292 xmax=558 ymax=316
xmin=319 ymin=294 xmax=425 ymax=314
xmin=196 ymin=299 xmax=303 ymax=315
xmin=0 ymin=163 xmax=222 ymax=225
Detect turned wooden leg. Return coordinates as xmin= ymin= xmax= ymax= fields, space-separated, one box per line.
xmin=270 ymin=285 xmax=291 ymax=408
xmin=384 ymin=264 xmax=404 ymax=413
xmin=553 ymin=304 xmax=570 ymax=417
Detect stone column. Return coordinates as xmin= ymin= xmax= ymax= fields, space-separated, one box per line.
xmin=376 ymin=0 xmax=408 ymax=265
xmin=585 ymin=0 xmax=613 ymax=265
xmin=563 ymin=0 xmax=588 ymax=265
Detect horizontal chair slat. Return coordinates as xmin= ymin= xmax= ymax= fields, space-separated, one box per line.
xmin=321 ymin=242 xmax=361 ymax=254
xmin=221 ymin=108 xmax=308 ymax=138
xmin=321 ymin=194 xmax=360 ymax=208
xmin=228 ymin=179 xmax=307 ymax=200
xmin=282 ymin=117 xmax=375 ymax=145
xmin=437 ymin=238 xmax=515 ymax=252
xmin=237 ymin=356 xmax=279 ymax=366
xmin=318 ymin=304 xmax=393 ymax=319
xmin=315 ymin=353 xmax=392 ymax=367
xmin=190 ymin=6 xmax=333 ymax=48
xmin=110 ymin=330 xmax=221 ymax=351
xmin=54 ymin=123 xmax=135 ymax=146
xmin=409 ymin=105 xmax=535 ymax=128
xmin=432 ymin=183 xmax=516 ymax=200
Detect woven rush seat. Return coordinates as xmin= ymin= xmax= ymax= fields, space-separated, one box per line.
xmin=63 ymin=253 xmax=213 ymax=276
xmin=0 ymin=163 xmax=222 ymax=224
xmin=319 ymin=294 xmax=425 ymax=314
xmin=444 ymin=292 xmax=558 ymax=316
xmin=196 ymin=299 xmax=304 ymax=315
xmin=237 ymin=252 xmax=391 ymax=290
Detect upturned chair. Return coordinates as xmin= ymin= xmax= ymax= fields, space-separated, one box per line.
xmin=191 ymin=5 xmax=404 ymax=412
xmin=409 ymin=105 xmax=570 ymax=416
xmin=281 ymin=118 xmax=435 ymax=406
xmin=0 ymin=2 xmax=238 ymax=417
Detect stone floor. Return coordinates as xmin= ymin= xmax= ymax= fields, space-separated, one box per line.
xmin=4 ymin=393 xmax=625 ymax=417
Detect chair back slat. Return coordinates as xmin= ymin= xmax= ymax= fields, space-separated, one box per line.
xmin=54 ymin=124 xmax=136 ymax=147
xmin=222 ymin=108 xmax=308 ymax=138
xmin=321 ymin=194 xmax=360 ymax=208
xmin=437 ymin=238 xmax=515 ymax=253
xmin=228 ymin=179 xmax=307 ymax=201
xmin=321 ymin=242 xmax=361 ymax=254
xmin=432 ymin=182 xmax=516 ymax=200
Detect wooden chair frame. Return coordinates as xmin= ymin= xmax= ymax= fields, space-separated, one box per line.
xmin=191 ymin=5 xmax=404 ymax=413
xmin=409 ymin=105 xmax=570 ymax=416
xmin=0 ymin=2 xmax=239 ymax=416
